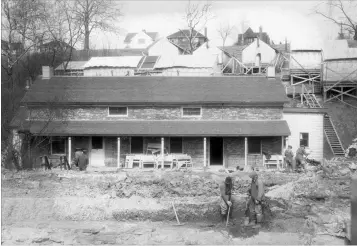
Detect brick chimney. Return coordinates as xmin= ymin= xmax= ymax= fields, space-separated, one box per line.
xmin=42 ymin=66 xmax=53 ymax=79
xmin=285 ymin=37 xmax=288 ymax=52
xmin=259 ymin=26 xmax=263 ymax=40
xmin=241 ymin=33 xmax=244 ymax=45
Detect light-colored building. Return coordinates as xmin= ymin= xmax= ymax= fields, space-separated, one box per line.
xmin=123 ymin=30 xmax=159 ymax=49
xmin=283 ymin=108 xmax=326 ymax=161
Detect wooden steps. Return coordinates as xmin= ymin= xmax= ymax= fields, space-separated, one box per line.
xmin=324 ymin=115 xmax=345 ymax=156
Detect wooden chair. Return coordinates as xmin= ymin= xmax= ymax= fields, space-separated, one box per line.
xmin=174 ymin=154 xmax=192 ymax=169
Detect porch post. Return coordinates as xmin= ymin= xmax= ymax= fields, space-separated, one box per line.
xmin=281 ymin=136 xmax=285 ymax=169
xmin=68 ymin=137 xmax=72 ymax=163
xmin=244 ymin=137 xmax=248 ymax=166
xmin=161 ymin=137 xmax=164 ymax=169
xmin=203 ymin=137 xmax=207 ymax=167
xmin=117 ymin=137 xmax=121 ymax=168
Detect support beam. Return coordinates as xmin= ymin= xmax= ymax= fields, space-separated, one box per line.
xmin=68 ymin=137 xmax=72 ymax=163
xmin=117 ymin=137 xmax=121 ymax=169
xmin=281 ymin=136 xmax=284 ymax=170
xmin=161 ymin=137 xmax=164 ymax=169
xmin=203 ymin=137 xmax=207 ymax=167
xmin=352 ymin=175 xmax=357 ymax=244
xmin=244 ymin=137 xmax=248 ymax=166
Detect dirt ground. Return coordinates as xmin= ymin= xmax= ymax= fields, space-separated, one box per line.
xmin=1 ymin=166 xmax=353 ymax=245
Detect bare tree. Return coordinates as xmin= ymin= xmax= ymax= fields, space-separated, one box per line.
xmin=217 ymin=22 xmax=235 ymax=47
xmin=315 ymin=0 xmax=357 ymax=40
xmin=73 ymin=0 xmax=123 ymax=50
xmin=180 ymin=0 xmax=214 ymax=54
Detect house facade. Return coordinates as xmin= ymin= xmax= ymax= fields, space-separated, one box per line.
xmin=123 ymin=30 xmax=159 ymax=49
xmin=167 ymin=29 xmax=208 ymax=54
xmin=12 ymin=74 xmax=297 ymax=169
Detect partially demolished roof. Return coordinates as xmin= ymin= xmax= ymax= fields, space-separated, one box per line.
xmin=218 ymin=45 xmax=247 ymax=60
xmin=137 ymin=56 xmax=160 ymax=69
xmin=83 ymin=56 xmax=142 ymax=68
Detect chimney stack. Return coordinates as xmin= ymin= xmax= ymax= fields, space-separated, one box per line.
xmin=204 ymin=27 xmax=208 ymax=48
xmin=25 ymin=79 xmax=30 ymax=90
xmin=259 ymin=26 xmax=263 ymax=41
xmin=241 ymin=33 xmax=244 ymax=45
xmin=42 ymin=66 xmax=53 ymax=79
xmin=285 ymin=37 xmax=288 ymax=52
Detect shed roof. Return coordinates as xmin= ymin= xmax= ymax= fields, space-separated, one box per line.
xmin=22 ymin=77 xmax=288 ymax=105
xmin=83 ymin=56 xmax=142 ymax=68
xmin=19 ymin=120 xmax=291 ymax=136
xmin=137 ymin=56 xmax=160 ymax=69
xmin=55 ymin=61 xmax=87 ymax=71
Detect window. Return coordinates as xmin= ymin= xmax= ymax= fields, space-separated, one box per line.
xmin=131 ymin=137 xmax=143 ymax=154
xmin=108 ymin=107 xmax=128 ymax=116
xmin=170 ymin=137 xmax=183 ymax=153
xmin=300 ymin=133 xmax=309 ymax=147
xmin=51 ymin=137 xmax=66 ymax=154
xmin=182 ymin=107 xmax=201 ymax=117
xmin=138 ymin=38 xmax=146 ymax=44
xmin=248 ymin=137 xmax=261 ymax=154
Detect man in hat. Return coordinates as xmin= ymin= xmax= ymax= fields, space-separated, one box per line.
xmin=284 ymin=145 xmax=294 ymax=172
xmin=78 ymin=149 xmax=89 ymax=171
xmin=295 ymin=145 xmax=308 ymax=172
xmin=219 ymin=176 xmax=233 ymax=224
xmin=246 ymin=171 xmax=265 ymax=227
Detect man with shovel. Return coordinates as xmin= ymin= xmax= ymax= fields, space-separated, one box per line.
xmin=220 ymin=176 xmax=233 ymax=224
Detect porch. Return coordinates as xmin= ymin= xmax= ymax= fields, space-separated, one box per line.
xmin=25 ymin=120 xmax=291 ymax=170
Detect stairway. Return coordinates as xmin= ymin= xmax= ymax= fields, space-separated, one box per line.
xmin=324 ymin=115 xmax=345 ymax=156
xmin=303 ymin=93 xmax=321 ymax=108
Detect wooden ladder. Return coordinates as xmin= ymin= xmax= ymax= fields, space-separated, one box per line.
xmin=324 ymin=115 xmax=345 ymax=156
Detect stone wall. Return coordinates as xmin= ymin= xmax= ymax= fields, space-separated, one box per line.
xmin=28 ymin=105 xmax=283 ymax=121
xmin=183 ymin=137 xmax=204 ymax=167
xmin=224 ymin=137 xmax=245 ymax=169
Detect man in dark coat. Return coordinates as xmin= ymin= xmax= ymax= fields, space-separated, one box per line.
xmin=246 ymin=171 xmax=265 ymax=227
xmin=74 ymin=148 xmax=89 ymax=171
xmin=295 ymin=145 xmax=308 ymax=172
xmin=284 ymin=145 xmax=294 ymax=172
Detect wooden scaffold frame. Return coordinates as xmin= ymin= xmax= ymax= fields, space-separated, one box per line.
xmin=322 ymin=62 xmax=357 ymax=107
xmin=289 ymin=51 xmax=323 ymax=96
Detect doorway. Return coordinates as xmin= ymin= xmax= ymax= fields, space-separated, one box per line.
xmin=90 ymin=136 xmax=104 ymax=167
xmin=210 ymin=137 xmax=223 ymax=165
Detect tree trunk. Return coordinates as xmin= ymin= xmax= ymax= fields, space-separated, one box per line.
xmin=354 ymin=27 xmax=357 ymax=40
xmin=84 ymin=26 xmax=90 ymax=50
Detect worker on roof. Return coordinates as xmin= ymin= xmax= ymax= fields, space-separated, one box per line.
xmin=284 ymin=145 xmax=294 ymax=172
xmin=219 ymin=176 xmax=234 ymax=224
xmin=295 ymin=145 xmax=308 ymax=172
xmin=246 ymin=171 xmax=265 ymax=227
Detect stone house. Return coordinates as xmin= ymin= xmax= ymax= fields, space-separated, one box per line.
xmin=10 ymin=69 xmax=326 ymax=169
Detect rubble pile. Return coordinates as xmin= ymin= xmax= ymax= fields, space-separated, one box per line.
xmin=345 ymin=138 xmax=357 ymax=158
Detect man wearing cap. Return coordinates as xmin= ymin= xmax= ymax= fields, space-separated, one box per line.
xmin=295 ymin=145 xmax=308 ymax=172
xmin=246 ymin=171 xmax=265 ymax=227
xmin=284 ymin=145 xmax=294 ymax=172
xmin=219 ymin=176 xmax=233 ymax=223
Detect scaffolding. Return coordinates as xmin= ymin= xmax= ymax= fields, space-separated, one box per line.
xmin=289 ymin=50 xmax=323 ymax=96
xmin=322 ymin=58 xmax=357 ymax=106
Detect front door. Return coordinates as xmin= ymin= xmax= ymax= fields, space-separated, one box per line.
xmin=210 ymin=137 xmax=223 ymax=165
xmin=90 ymin=137 xmax=104 ymax=167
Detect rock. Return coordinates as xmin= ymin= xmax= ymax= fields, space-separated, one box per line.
xmin=123 ymin=190 xmax=133 ymax=198
xmin=349 ymin=163 xmax=357 ymax=170
xmin=125 ymin=178 xmax=132 ymax=183
xmin=32 ymin=237 xmax=50 ymax=243
xmin=339 ymin=168 xmax=350 ymax=176
xmin=111 ymin=190 xmax=117 ymax=198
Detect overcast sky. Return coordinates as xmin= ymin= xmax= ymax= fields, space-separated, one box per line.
xmin=90 ymin=0 xmax=346 ymax=50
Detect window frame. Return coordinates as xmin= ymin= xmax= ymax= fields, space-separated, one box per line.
xmin=108 ymin=107 xmax=128 ymax=117
xmin=299 ymin=132 xmax=309 ymax=147
xmin=50 ymin=137 xmax=66 ymax=155
xmin=182 ymin=107 xmax=202 ymax=117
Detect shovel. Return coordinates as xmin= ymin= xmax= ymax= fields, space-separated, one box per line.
xmin=172 ymin=202 xmax=185 ymax=226
xmin=226 ymin=205 xmax=231 ymax=227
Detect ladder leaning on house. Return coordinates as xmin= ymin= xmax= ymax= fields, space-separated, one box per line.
xmin=300 ymin=84 xmax=345 ymax=156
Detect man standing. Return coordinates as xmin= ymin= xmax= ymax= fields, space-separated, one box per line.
xmin=246 ymin=171 xmax=265 ymax=227
xmin=219 ymin=176 xmax=233 ymax=224
xmin=295 ymin=145 xmax=308 ymax=172
xmin=74 ymin=148 xmax=89 ymax=171
xmin=284 ymin=145 xmax=294 ymax=172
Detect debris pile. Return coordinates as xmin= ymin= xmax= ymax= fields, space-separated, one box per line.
xmin=345 ymin=138 xmax=357 ymax=158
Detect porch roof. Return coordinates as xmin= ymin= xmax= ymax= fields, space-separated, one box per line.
xmin=21 ymin=120 xmax=291 ymax=136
